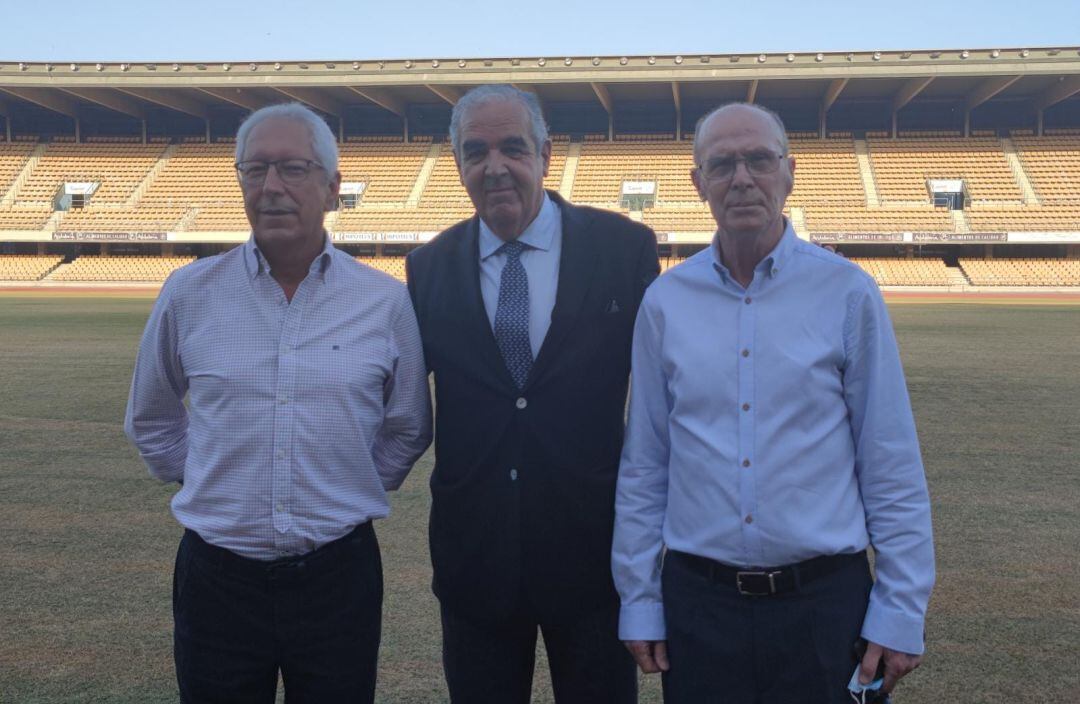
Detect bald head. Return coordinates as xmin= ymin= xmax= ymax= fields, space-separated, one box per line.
xmin=693 ymin=103 xmax=789 ymax=165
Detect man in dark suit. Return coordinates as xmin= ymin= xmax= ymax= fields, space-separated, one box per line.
xmin=406 ymin=85 xmax=659 ymax=703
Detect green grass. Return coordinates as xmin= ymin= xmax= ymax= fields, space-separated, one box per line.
xmin=1 ymin=296 xmax=1078 ymax=703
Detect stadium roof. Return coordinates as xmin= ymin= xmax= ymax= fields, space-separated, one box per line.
xmin=1 ymin=46 xmax=1078 ymax=127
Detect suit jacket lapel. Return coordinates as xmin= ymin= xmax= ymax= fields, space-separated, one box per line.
xmin=530 ymin=194 xmax=598 ymax=384
xmin=453 ymin=216 xmax=518 ymax=391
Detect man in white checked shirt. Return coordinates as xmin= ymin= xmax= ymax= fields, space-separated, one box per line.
xmin=124 ymin=103 xmax=432 ymax=704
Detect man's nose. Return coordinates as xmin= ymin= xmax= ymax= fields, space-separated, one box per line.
xmin=482 ymin=151 xmax=510 ymax=176
xmin=728 ymin=159 xmax=755 ymax=188
xmin=261 ymin=163 xmax=288 ymax=193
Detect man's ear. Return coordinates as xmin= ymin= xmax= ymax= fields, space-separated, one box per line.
xmin=691 ymin=167 xmax=707 ymax=202
xmin=325 ymin=170 xmax=342 ymax=211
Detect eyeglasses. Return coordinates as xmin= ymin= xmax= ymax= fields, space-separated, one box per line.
xmin=698 ymin=152 xmax=786 ymax=181
xmin=235 ymin=159 xmax=324 ymax=186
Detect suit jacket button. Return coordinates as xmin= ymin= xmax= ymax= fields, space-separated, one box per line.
xmin=510 ymin=468 xmax=518 ymax=480
xmin=515 ymin=397 xmax=527 ymax=409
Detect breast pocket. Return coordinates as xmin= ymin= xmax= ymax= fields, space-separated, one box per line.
xmin=298 ymin=341 xmax=389 ymax=410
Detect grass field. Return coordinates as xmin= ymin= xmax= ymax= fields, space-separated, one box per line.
xmin=1 ymin=294 xmax=1078 ymax=703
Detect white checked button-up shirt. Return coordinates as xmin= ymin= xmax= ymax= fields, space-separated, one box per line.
xmin=125 ymin=235 xmax=432 ymax=560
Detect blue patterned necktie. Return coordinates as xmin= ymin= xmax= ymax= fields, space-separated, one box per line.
xmin=493 ymin=239 xmax=533 ymax=389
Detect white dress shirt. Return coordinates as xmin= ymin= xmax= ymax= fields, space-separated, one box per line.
xmin=125 ymin=235 xmax=433 ymax=560
xmin=613 ymin=223 xmax=934 ymax=655
xmin=478 ymin=193 xmax=562 ymax=358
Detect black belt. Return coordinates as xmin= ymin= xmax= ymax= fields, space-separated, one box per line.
xmin=667 ymin=549 xmax=866 ymax=597
xmin=183 ymin=521 xmax=374 ymax=582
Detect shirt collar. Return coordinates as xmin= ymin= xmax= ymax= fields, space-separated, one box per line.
xmin=710 ymin=218 xmax=796 ymax=282
xmin=244 ymin=232 xmax=334 ymax=281
xmin=479 ymin=192 xmax=557 ymax=260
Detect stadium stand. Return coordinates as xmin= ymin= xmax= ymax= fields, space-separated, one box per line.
xmin=0 ymin=134 xmax=1078 ymax=287
xmin=959 ymin=258 xmax=1080 ymax=286
xmin=1013 ymin=135 xmax=1080 ymax=202
xmin=850 ymin=258 xmax=953 ymax=286
xmin=965 ymin=205 xmax=1080 ymax=232
xmin=866 ymin=137 xmax=1024 ymax=203
xmin=0 ymin=254 xmax=63 ymax=281
xmin=339 ymin=139 xmax=430 ymax=202
xmin=356 ymin=256 xmax=407 ymax=282
xmin=13 ymin=142 xmax=165 ymax=205
xmin=804 ymin=206 xmax=954 ymax=233
xmin=787 ymin=139 xmax=867 ymax=206
xmin=572 ymin=139 xmax=698 ymax=206
xmin=0 ymin=143 xmax=36 ymax=194
xmin=50 ymin=255 xmax=195 ymax=282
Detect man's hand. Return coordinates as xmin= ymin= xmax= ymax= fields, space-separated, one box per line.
xmin=624 ymin=640 xmax=669 ymax=674
xmin=859 ymin=640 xmax=923 ymax=694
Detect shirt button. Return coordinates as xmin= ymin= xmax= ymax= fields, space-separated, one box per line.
xmin=742 ymin=403 xmax=750 ymax=411
xmin=510 ymin=468 xmax=518 ymax=481
xmin=276 ymin=450 xmax=285 ymax=459
xmin=745 ymin=514 xmax=754 ymax=524
xmin=744 ymin=296 xmax=752 ymax=304
xmin=280 ymin=345 xmax=290 ymax=354
xmin=515 ymin=397 xmax=527 ymax=410
xmin=741 ymin=349 xmax=750 ymax=357
xmin=275 ymin=502 xmax=285 ymax=513
xmin=279 ymin=397 xmax=288 ymax=405
xmin=742 ymin=459 xmax=751 ymax=467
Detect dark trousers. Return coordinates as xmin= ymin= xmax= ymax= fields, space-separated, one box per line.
xmin=661 ymin=550 xmax=873 ymax=704
xmin=173 ymin=524 xmax=383 ymax=704
xmin=440 ymin=599 xmax=637 ymax=704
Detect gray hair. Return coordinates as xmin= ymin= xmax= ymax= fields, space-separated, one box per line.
xmin=235 ymin=102 xmax=339 ymax=178
xmin=692 ymin=102 xmax=789 ymax=164
xmin=449 ymin=85 xmax=549 ymax=159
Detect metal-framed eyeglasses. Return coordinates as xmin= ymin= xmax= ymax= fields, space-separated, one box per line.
xmin=697 ymin=152 xmax=786 ymax=181
xmin=235 ymin=159 xmax=325 ymax=186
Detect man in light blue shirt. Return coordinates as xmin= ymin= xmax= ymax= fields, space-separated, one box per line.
xmin=612 ymin=103 xmax=934 ymax=703
xmin=125 ymin=103 xmax=431 ymax=703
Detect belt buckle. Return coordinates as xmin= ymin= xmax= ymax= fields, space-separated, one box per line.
xmin=736 ymin=570 xmax=780 ymax=596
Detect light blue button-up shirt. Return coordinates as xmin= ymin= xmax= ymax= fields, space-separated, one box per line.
xmin=478 ymin=193 xmax=562 ymax=358
xmin=124 ymin=235 xmax=432 ymax=560
xmin=613 ymin=223 xmax=934 ymax=655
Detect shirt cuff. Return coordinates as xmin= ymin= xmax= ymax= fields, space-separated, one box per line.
xmin=860 ymin=602 xmax=926 ymax=655
xmin=618 ymin=602 xmax=666 ymax=641
xmin=141 ymin=444 xmax=187 ymax=484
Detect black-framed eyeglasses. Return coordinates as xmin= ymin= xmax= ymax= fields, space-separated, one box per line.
xmin=698 ymin=152 xmax=786 ymax=181
xmin=235 ymin=159 xmax=325 ymax=186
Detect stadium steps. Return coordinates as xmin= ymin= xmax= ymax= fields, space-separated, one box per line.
xmin=43 ymin=210 xmax=64 ymax=232
xmin=1001 ymin=138 xmax=1040 ymax=205
xmin=176 ymin=207 xmax=199 ymax=231
xmin=324 ymin=209 xmax=340 ymax=233
xmin=126 ymin=143 xmax=179 ymax=207
xmin=853 ymin=139 xmax=880 ymax=207
xmin=950 ymin=209 xmax=971 ymax=234
xmin=408 ymin=143 xmax=443 ymax=206
xmin=43 ymin=261 xmax=74 ymax=281
xmin=944 ymin=266 xmax=970 ymax=288
xmin=558 ymin=142 xmax=582 ymax=197
xmin=0 ymin=143 xmax=48 ymax=207
xmin=789 ymin=206 xmax=809 ymax=238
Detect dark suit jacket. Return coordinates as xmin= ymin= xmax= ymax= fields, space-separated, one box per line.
xmin=406 ymin=191 xmax=659 ymax=624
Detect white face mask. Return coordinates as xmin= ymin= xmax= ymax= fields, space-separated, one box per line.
xmin=847 ymin=666 xmax=888 ymax=704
